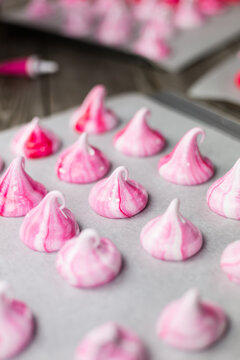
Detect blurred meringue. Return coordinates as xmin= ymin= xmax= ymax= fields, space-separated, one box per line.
xmin=20 ymin=190 xmax=79 ymax=252
xmin=198 ymin=0 xmax=224 ymax=15
xmin=70 ymin=85 xmax=118 ymax=134
xmin=158 ymin=127 xmax=214 ymax=185
xmin=89 ymin=166 xmax=148 ymax=218
xmin=0 ymin=282 xmax=34 ymax=359
xmin=221 ymin=240 xmax=240 ymax=284
xmin=157 ymin=289 xmax=227 ymax=350
xmin=27 ymin=0 xmax=54 ymax=19
xmin=113 ymin=107 xmax=166 ymax=157
xmin=56 ymin=133 xmax=110 ymax=184
xmin=174 ymin=0 xmax=204 ymax=29
xmin=11 ymin=117 xmax=60 ymax=159
xmin=141 ymin=198 xmax=203 ymax=261
xmin=207 ymin=159 xmax=240 ymax=220
xmin=56 ymin=229 xmax=122 ymax=288
xmin=0 ymin=157 xmax=47 ymax=217
xmin=75 ymin=322 xmax=147 ymax=360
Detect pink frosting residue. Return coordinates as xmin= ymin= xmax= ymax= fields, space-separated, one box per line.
xmin=0 ymin=282 xmax=34 ymax=359
xmin=11 ymin=117 xmax=60 ymax=159
xmin=198 ymin=0 xmax=224 ymax=15
xmin=158 ymin=127 xmax=214 ymax=185
xmin=70 ymin=85 xmax=118 ymax=134
xmin=75 ymin=322 xmax=147 ymax=360
xmin=157 ymin=288 xmax=227 ymax=351
xmin=0 ymin=157 xmax=47 ymax=217
xmin=56 ymin=229 xmax=122 ymax=288
xmin=56 ymin=132 xmax=110 ymax=184
xmin=174 ymin=0 xmax=204 ymax=28
xmin=20 ymin=190 xmax=79 ymax=253
xmin=207 ymin=158 xmax=240 ymax=220
xmin=133 ymin=22 xmax=171 ymax=62
xmin=113 ymin=107 xmax=166 ymax=157
xmin=141 ymin=198 xmax=203 ymax=261
xmin=89 ymin=166 xmax=148 ymax=219
xmin=27 ymin=0 xmax=54 ymax=19
xmin=221 ymin=240 xmax=240 ymax=285
xmin=96 ymin=2 xmax=133 ymax=46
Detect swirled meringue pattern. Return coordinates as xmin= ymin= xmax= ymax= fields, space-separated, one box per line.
xmin=20 ymin=191 xmax=79 ymax=252
xmin=0 ymin=282 xmax=34 ymax=359
xmin=56 ymin=133 xmax=110 ymax=183
xmin=221 ymin=240 xmax=240 ymax=284
xmin=56 ymin=229 xmax=122 ymax=288
xmin=157 ymin=289 xmax=227 ymax=351
xmin=11 ymin=117 xmax=60 ymax=159
xmin=174 ymin=0 xmax=204 ymax=29
xmin=0 ymin=157 xmax=47 ymax=217
xmin=89 ymin=166 xmax=148 ymax=218
xmin=158 ymin=127 xmax=214 ymax=185
xmin=70 ymin=85 xmax=118 ymax=134
xmin=75 ymin=322 xmax=146 ymax=360
xmin=113 ymin=107 xmax=166 ymax=157
xmin=141 ymin=198 xmax=203 ymax=261
xmin=207 ymin=159 xmax=240 ymax=220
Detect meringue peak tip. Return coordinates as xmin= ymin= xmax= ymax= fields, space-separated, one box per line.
xmin=79 ymin=228 xmax=100 ymax=247
xmin=112 ymin=166 xmax=128 ymax=180
xmin=182 ymin=288 xmax=200 ymax=305
xmin=0 ymin=281 xmax=9 ymax=296
xmin=45 ymin=190 xmax=65 ymax=206
xmin=168 ymin=198 xmax=180 ymax=212
xmin=31 ymin=116 xmax=40 ymax=126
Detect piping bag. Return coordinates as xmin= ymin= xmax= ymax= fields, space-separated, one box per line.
xmin=0 ymin=55 xmax=59 ymax=78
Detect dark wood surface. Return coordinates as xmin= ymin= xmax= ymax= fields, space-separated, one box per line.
xmin=0 ymin=1 xmax=240 ymax=130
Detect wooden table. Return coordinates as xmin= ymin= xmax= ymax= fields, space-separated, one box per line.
xmin=0 ymin=0 xmax=240 ymax=130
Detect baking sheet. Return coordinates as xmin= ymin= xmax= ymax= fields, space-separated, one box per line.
xmin=0 ymin=93 xmax=239 ymax=360
xmin=2 ymin=5 xmax=240 ymax=72
xmin=188 ymin=53 xmax=240 ymax=105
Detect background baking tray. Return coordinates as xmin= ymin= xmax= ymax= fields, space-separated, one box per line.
xmin=1 ymin=4 xmax=240 ymax=72
xmin=0 ymin=92 xmax=239 ymax=360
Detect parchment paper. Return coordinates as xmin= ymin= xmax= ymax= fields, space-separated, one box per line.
xmin=0 ymin=93 xmax=239 ymax=360
xmin=2 ymin=6 xmax=240 ymax=72
xmin=189 ymin=53 xmax=240 ymax=105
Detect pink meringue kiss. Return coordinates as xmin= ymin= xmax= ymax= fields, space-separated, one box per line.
xmin=56 ymin=229 xmax=122 ymax=288
xmin=75 ymin=322 xmax=146 ymax=360
xmin=11 ymin=117 xmax=60 ymax=159
xmin=56 ymin=132 xmax=110 ymax=184
xmin=97 ymin=2 xmax=133 ymax=46
xmin=157 ymin=289 xmax=227 ymax=351
xmin=158 ymin=127 xmax=214 ymax=185
xmin=20 ymin=190 xmax=79 ymax=253
xmin=0 ymin=282 xmax=34 ymax=359
xmin=89 ymin=166 xmax=148 ymax=219
xmin=174 ymin=0 xmax=204 ymax=29
xmin=141 ymin=198 xmax=203 ymax=261
xmin=0 ymin=157 xmax=47 ymax=217
xmin=198 ymin=0 xmax=224 ymax=16
xmin=62 ymin=2 xmax=94 ymax=38
xmin=113 ymin=108 xmax=166 ymax=157
xmin=70 ymin=85 xmax=118 ymax=134
xmin=207 ymin=159 xmax=240 ymax=220
xmin=27 ymin=0 xmax=54 ymax=19
xmin=133 ymin=22 xmax=171 ymax=62
xmin=221 ymin=240 xmax=240 ymax=284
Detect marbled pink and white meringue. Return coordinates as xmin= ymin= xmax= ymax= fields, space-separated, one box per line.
xmin=56 ymin=132 xmax=110 ymax=183
xmin=174 ymin=0 xmax=204 ymax=29
xmin=0 ymin=157 xmax=47 ymax=217
xmin=150 ymin=3 xmax=175 ymax=39
xmin=71 ymin=85 xmax=118 ymax=134
xmin=27 ymin=0 xmax=54 ymax=19
xmin=11 ymin=117 xmax=60 ymax=159
xmin=207 ymin=159 xmax=240 ymax=220
xmin=113 ymin=108 xmax=165 ymax=157
xmin=198 ymin=0 xmax=224 ymax=16
xmin=157 ymin=288 xmax=227 ymax=351
xmin=0 ymin=282 xmax=34 ymax=359
xmin=75 ymin=322 xmax=146 ymax=360
xmin=132 ymin=0 xmax=158 ymax=21
xmin=97 ymin=2 xmax=133 ymax=46
xmin=221 ymin=240 xmax=240 ymax=284
xmin=89 ymin=166 xmax=148 ymax=219
xmin=158 ymin=127 xmax=214 ymax=185
xmin=141 ymin=198 xmax=203 ymax=261
xmin=133 ymin=22 xmax=171 ymax=62
xmin=56 ymin=229 xmax=122 ymax=288
xmin=20 ymin=190 xmax=79 ymax=252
